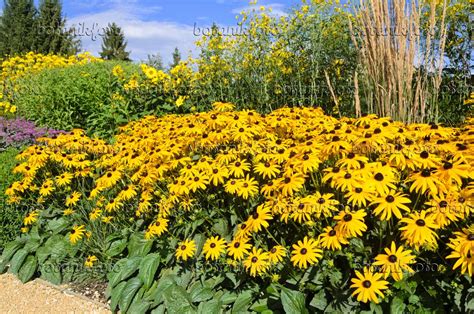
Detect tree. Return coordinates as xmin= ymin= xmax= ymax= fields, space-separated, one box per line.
xmin=0 ymin=0 xmax=37 ymax=57
xmin=170 ymin=47 xmax=181 ymax=69
xmin=99 ymin=23 xmax=130 ymax=61
xmin=35 ymin=0 xmax=80 ymax=55
xmin=145 ymin=53 xmax=163 ymax=70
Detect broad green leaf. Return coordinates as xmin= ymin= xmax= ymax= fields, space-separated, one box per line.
xmin=110 ymin=281 xmax=127 ymax=312
xmin=23 ymin=240 xmax=41 ymax=254
xmin=40 ymin=260 xmax=62 ymax=285
xmin=107 ymin=258 xmax=129 ymax=288
xmin=9 ymin=248 xmax=28 ymax=275
xmin=0 ymin=240 xmax=24 ymax=273
xmin=309 ymin=290 xmax=327 ymax=311
xmin=197 ymin=299 xmax=222 ymax=314
xmin=190 ymin=285 xmax=214 ymax=303
xmin=212 ymin=219 xmax=229 ymax=237
xmin=119 ymin=277 xmax=143 ymax=313
xmin=250 ymin=299 xmax=270 ymax=312
xmin=232 ymin=290 xmax=253 ymax=313
xmin=280 ymin=287 xmax=308 ymax=314
xmin=106 ymin=238 xmax=128 ymax=257
xmin=390 ymin=297 xmax=406 ymax=313
xmin=35 ymin=246 xmax=50 ymax=264
xmin=139 ymin=253 xmax=161 ymax=289
xmin=120 ymin=256 xmax=141 ymax=282
xmin=163 ymin=284 xmax=196 ymax=313
xmin=128 ymin=234 xmax=153 ymax=257
xmin=128 ymin=286 xmax=151 ymax=314
xmin=18 ymin=255 xmax=37 ymax=283
xmin=46 ymin=218 xmax=69 ymax=234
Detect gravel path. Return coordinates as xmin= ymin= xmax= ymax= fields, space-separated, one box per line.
xmin=0 ymin=273 xmax=110 ymax=313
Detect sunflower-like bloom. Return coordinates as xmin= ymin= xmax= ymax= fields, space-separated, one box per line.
xmin=399 ymin=211 xmax=439 ymax=249
xmin=290 ymin=236 xmax=323 ymax=269
xmin=175 ymin=239 xmax=196 ymax=261
xmin=350 ymin=267 xmax=389 ymax=303
xmin=373 ymin=241 xmax=416 ymax=281
xmin=202 ymin=236 xmax=226 ymax=261
xmin=244 ymin=247 xmax=270 ymax=277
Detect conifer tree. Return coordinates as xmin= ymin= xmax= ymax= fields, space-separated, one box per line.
xmin=170 ymin=47 xmax=181 ymax=68
xmin=99 ymin=23 xmax=130 ymax=61
xmin=0 ymin=0 xmax=37 ymax=57
xmin=35 ymin=0 xmax=80 ymax=55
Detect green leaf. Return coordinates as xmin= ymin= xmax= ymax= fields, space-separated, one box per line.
xmin=198 ymin=299 xmax=222 ymax=314
xmin=9 ymin=249 xmax=28 ymax=275
xmin=23 ymin=240 xmax=41 ymax=254
xmin=163 ymin=284 xmax=195 ymax=313
xmin=139 ymin=253 xmax=161 ymax=289
xmin=212 ymin=219 xmax=229 ymax=237
xmin=309 ymin=290 xmax=327 ymax=311
xmin=128 ymin=286 xmax=151 ymax=314
xmin=119 ymin=277 xmax=143 ymax=313
xmin=250 ymin=299 xmax=270 ymax=312
xmin=232 ymin=290 xmax=253 ymax=313
xmin=106 ymin=238 xmax=128 ymax=257
xmin=40 ymin=260 xmax=62 ymax=285
xmin=189 ymin=285 xmax=214 ymax=303
xmin=120 ymin=256 xmax=141 ymax=282
xmin=18 ymin=255 xmax=37 ymax=283
xmin=152 ymin=274 xmax=177 ymax=305
xmin=108 ymin=258 xmax=130 ymax=289
xmin=35 ymin=246 xmax=50 ymax=264
xmin=0 ymin=240 xmax=24 ymax=273
xmin=221 ymin=291 xmax=238 ymax=305
xmin=128 ymin=234 xmax=153 ymax=257
xmin=280 ymin=287 xmax=308 ymax=314
xmin=370 ymin=302 xmax=383 ymax=314
xmin=390 ymin=297 xmax=406 ymax=313
xmin=46 ymin=218 xmax=69 ymax=234
xmin=110 ymin=281 xmax=127 ymax=312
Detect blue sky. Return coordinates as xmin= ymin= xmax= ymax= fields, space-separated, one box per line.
xmin=51 ymin=0 xmax=301 ymax=64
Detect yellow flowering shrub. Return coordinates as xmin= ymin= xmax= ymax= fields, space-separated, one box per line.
xmin=2 ymin=105 xmax=473 ymax=311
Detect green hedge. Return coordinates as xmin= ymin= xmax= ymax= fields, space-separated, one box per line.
xmin=0 ymin=147 xmax=23 ymax=251
xmin=14 ymin=61 xmax=140 ymax=138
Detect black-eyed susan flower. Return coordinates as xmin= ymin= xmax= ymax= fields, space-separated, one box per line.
xmin=69 ymin=225 xmax=86 ymax=244
xmin=175 ymin=239 xmax=196 ymax=261
xmin=399 ymin=211 xmax=439 ymax=249
xmin=268 ymin=245 xmax=286 ymax=264
xmin=247 ymin=204 xmax=273 ymax=233
xmin=228 ymin=238 xmax=252 ymax=261
xmin=84 ymin=255 xmax=98 ymax=268
xmin=23 ymin=210 xmax=39 ymax=225
xmin=350 ymin=267 xmax=389 ymax=303
xmin=243 ymin=247 xmax=270 ymax=277
xmin=319 ymin=226 xmax=349 ymax=251
xmin=290 ymin=236 xmax=323 ymax=269
xmin=203 ymin=236 xmax=226 ymax=261
xmin=373 ymin=241 xmax=416 ymax=281
xmin=370 ymin=191 xmax=411 ymax=220
xmin=334 ymin=208 xmax=367 ymax=238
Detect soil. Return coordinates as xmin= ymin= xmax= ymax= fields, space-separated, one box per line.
xmin=0 ymin=273 xmax=110 ymax=313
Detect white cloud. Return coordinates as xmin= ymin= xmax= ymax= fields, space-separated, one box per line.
xmin=231 ymin=2 xmax=287 ymax=17
xmin=68 ymin=6 xmax=198 ymax=65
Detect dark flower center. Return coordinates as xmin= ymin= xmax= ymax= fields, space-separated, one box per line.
xmin=329 ymin=230 xmax=336 ymax=236
xmin=332 ymin=167 xmax=340 ymax=173
xmin=344 ymin=173 xmax=351 ymax=179
xmin=443 ymin=162 xmax=453 ymax=170
xmin=264 ymin=162 xmax=271 ymax=167
xmin=439 ymin=200 xmax=448 ymax=208
xmin=362 ymin=280 xmax=371 ymax=288
xmin=355 ymin=187 xmax=363 ymax=193
xmin=388 ymin=255 xmax=397 ymax=263
xmin=235 ymin=162 xmax=241 ymax=167
xmin=332 ymin=136 xmax=340 ymax=142
xmin=420 ymin=151 xmax=429 ymax=159
xmin=303 ymin=154 xmax=309 ymax=160
xmin=210 ymin=243 xmax=216 ymax=248
xmin=347 ymin=152 xmax=355 ymax=159
xmin=343 ymin=214 xmax=352 ymax=222
xmin=318 ymin=198 xmax=325 ymax=204
xmin=467 ymin=234 xmax=474 ymax=241
xmin=300 ymin=248 xmax=307 ymax=255
xmin=251 ymin=257 xmax=258 ymax=263
xmin=416 ymin=219 xmax=426 ymax=227
xmin=374 ymin=173 xmax=384 ymax=181
xmin=421 ymin=169 xmax=431 ymax=177
xmin=385 ymin=195 xmax=395 ymax=203
xmin=252 ymin=212 xmax=259 ymax=219
xmin=271 ymin=248 xmax=277 ymax=253
xmin=181 ymin=245 xmax=186 ymax=250
xmin=284 ymin=177 xmax=291 ymax=184
xmin=213 ymin=169 xmax=218 ymax=174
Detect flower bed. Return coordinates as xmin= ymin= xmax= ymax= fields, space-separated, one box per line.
xmin=1 ymin=104 xmax=473 ymax=312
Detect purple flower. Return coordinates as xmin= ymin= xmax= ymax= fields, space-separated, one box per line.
xmin=0 ymin=117 xmax=64 ymax=149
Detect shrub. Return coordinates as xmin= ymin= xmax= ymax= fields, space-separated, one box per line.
xmin=1 ymin=105 xmax=473 ymax=312
xmin=0 ymin=147 xmax=23 ymax=251
xmin=14 ymin=61 xmax=140 ymax=138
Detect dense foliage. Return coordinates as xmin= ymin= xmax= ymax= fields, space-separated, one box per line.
xmin=1 ymin=104 xmax=472 ymax=312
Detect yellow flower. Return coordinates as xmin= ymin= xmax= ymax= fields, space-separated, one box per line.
xmin=84 ymin=255 xmax=98 ymax=268
xmin=176 ymin=239 xmax=196 ymax=261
